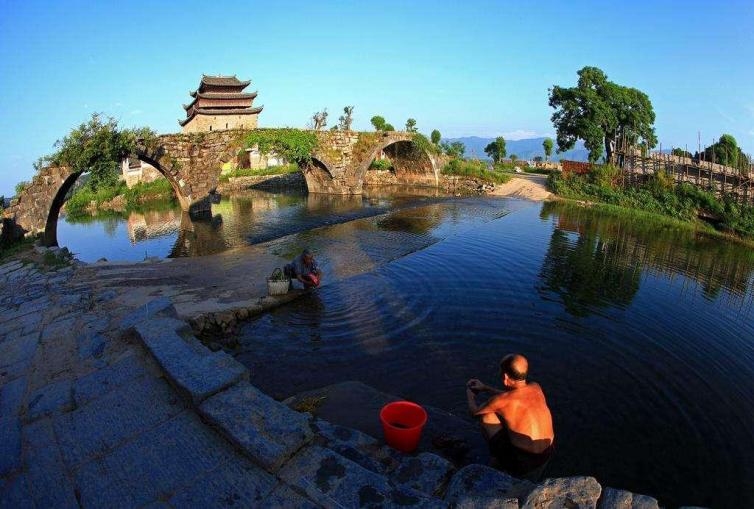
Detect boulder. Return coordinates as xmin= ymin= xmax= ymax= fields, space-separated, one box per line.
xmin=444 ymin=464 xmax=519 ymax=508
xmin=522 ymin=476 xmax=602 ymax=509
xmin=597 ymin=487 xmax=660 ymax=509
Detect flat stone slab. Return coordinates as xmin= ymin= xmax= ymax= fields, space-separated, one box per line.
xmin=522 ymin=476 xmax=602 ymax=509
xmin=134 ymin=318 xmax=247 ymax=404
xmin=0 ymin=417 xmax=21 ymax=477
xmin=391 ymin=452 xmax=455 ymax=498
xmin=199 ymin=382 xmax=314 ymax=472
xmin=312 ymin=418 xmax=388 ymax=475
xmin=0 ymin=376 xmax=27 ymax=418
xmin=261 ymin=483 xmax=321 ymax=509
xmin=25 ymin=378 xmax=74 ymax=421
xmin=73 ymin=351 xmax=148 ymax=406
xmin=74 ymin=410 xmax=239 ymax=507
xmin=598 ymin=487 xmax=660 ymax=509
xmin=168 ymin=455 xmax=277 ymax=507
xmin=444 ymin=464 xmax=519 ymax=508
xmin=284 ymin=380 xmax=487 ymax=465
xmin=22 ymin=418 xmax=79 ymax=508
xmin=0 ymin=474 xmax=34 ymax=508
xmin=0 ymin=332 xmax=38 ymax=369
xmin=279 ymin=445 xmax=436 ymax=508
xmin=54 ymin=375 xmax=183 ymax=468
xmin=118 ymin=296 xmax=177 ymax=330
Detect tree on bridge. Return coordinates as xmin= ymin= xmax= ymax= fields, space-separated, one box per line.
xmin=484 ymin=136 xmax=507 ymax=164
xmin=338 ymin=106 xmax=354 ymax=131
xmin=549 ymin=66 xmax=657 ymax=163
xmin=431 ymin=129 xmax=441 ymax=145
xmin=405 ymin=118 xmax=418 ymax=133
xmin=371 ymin=116 xmax=386 ymax=131
xmin=34 ymin=113 xmax=155 ymax=191
xmin=310 ymin=109 xmax=328 ymax=130
xmin=698 ymin=134 xmax=751 ymax=172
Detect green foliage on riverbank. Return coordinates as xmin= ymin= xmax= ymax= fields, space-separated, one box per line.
xmin=369 ymin=159 xmax=393 ymax=171
xmin=442 ymin=159 xmax=511 ymax=184
xmin=243 ymin=129 xmax=318 ymax=164
xmin=548 ymin=167 xmax=754 ymax=239
xmin=219 ymin=164 xmax=299 ymax=182
xmin=65 ymin=178 xmax=176 ymax=217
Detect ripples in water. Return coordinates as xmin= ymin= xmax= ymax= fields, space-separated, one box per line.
xmin=237 ymin=199 xmax=754 ymax=509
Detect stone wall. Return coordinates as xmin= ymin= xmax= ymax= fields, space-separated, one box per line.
xmin=181 ymin=113 xmax=259 ymax=134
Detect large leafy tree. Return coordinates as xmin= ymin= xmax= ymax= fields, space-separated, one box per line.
xmin=549 ymin=66 xmax=657 ymax=163
xmin=484 ymin=136 xmax=507 ymax=163
xmin=36 ymin=113 xmax=155 ymax=190
xmin=430 ymin=129 xmax=441 ymax=145
xmin=700 ymin=134 xmax=751 ymax=172
xmin=371 ymin=115 xmax=387 ymax=131
xmin=405 ymin=118 xmax=418 ymax=133
xmin=441 ymin=141 xmax=465 ymax=159
xmin=543 ymin=138 xmax=554 ymax=161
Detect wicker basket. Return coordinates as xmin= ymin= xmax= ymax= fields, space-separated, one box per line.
xmin=267 ymin=268 xmax=290 ymax=296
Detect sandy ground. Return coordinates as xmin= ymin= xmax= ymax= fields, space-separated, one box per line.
xmin=489 ymin=174 xmax=551 ymax=201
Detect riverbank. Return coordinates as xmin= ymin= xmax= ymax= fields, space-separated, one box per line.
xmin=547 ymin=167 xmax=754 ymax=242
xmin=0 ymin=245 xmax=687 ymax=508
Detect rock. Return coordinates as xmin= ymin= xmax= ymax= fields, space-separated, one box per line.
xmin=279 ymin=445 xmax=434 ymax=508
xmin=0 ymin=417 xmax=22 ymax=476
xmin=198 ymin=382 xmax=313 ymax=472
xmin=34 ymin=245 xmax=49 ymax=255
xmin=598 ymin=487 xmax=659 ymax=509
xmin=522 ymin=476 xmax=602 ymax=509
xmin=444 ymin=464 xmax=517 ymax=508
xmin=390 ymin=452 xmax=455 ymax=497
xmin=133 ymin=318 xmax=247 ymax=404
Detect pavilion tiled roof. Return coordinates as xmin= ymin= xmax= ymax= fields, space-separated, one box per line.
xmin=178 ymin=105 xmax=264 ymax=126
xmin=184 ymin=91 xmax=258 ymax=110
xmin=199 ymin=75 xmax=251 ymax=87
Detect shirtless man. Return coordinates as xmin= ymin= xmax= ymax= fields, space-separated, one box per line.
xmin=466 ymin=354 xmax=555 ymax=478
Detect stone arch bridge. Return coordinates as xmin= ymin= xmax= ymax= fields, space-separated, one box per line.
xmin=3 ymin=129 xmax=442 ymax=246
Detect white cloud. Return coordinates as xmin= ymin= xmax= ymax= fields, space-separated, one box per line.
xmin=502 ymin=129 xmax=538 ymax=140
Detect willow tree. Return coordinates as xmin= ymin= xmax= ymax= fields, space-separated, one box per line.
xmin=549 ymin=66 xmax=656 ymax=163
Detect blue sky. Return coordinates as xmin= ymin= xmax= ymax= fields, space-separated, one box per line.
xmin=1 ymin=0 xmax=753 ymax=196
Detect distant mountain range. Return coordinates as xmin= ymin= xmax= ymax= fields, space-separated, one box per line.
xmin=443 ymin=136 xmax=591 ymax=162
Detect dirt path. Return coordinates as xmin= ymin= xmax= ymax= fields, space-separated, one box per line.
xmin=489 ymin=174 xmax=551 ymax=201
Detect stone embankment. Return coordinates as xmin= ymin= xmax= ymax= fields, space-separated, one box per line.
xmin=216 ymin=172 xmax=307 ymax=193
xmin=0 ymin=253 xmax=703 ymax=508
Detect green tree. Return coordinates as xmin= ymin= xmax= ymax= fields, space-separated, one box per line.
xmin=441 ymin=141 xmax=465 ymax=159
xmin=405 ymin=118 xmax=418 ymax=133
xmin=549 ymin=66 xmax=657 ymax=163
xmin=37 ymin=113 xmax=155 ymax=190
xmin=543 ymin=138 xmax=554 ymax=161
xmin=431 ymin=129 xmax=441 ymax=145
xmin=671 ymin=148 xmax=692 ymax=159
xmin=510 ymin=154 xmax=518 ymax=163
xmin=370 ymin=115 xmax=387 ymax=131
xmin=701 ymin=134 xmax=750 ymax=171
xmin=484 ymin=136 xmax=507 ymax=163
xmin=383 ymin=123 xmax=395 ymax=131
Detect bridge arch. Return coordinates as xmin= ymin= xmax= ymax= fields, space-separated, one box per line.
xmin=301 ymin=157 xmax=340 ymax=194
xmin=356 ymin=137 xmax=439 ymax=188
xmin=41 ymin=154 xmax=189 ymax=247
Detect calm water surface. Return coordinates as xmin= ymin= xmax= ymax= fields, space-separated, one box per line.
xmin=59 ymin=191 xmax=754 ymax=508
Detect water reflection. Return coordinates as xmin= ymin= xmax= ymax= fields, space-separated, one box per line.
xmin=539 ymin=202 xmax=754 ymax=315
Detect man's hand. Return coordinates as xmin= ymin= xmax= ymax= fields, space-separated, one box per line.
xmin=466 ymin=379 xmax=487 ymax=394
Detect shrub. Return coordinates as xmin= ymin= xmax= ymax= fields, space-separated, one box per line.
xmin=219 ymin=164 xmax=300 ymax=182
xmin=443 ymin=159 xmax=511 ymax=184
xmin=369 ymin=159 xmax=393 ymax=171
xmin=244 ymin=129 xmax=318 ymax=164
xmin=15 ymin=181 xmax=30 ymax=196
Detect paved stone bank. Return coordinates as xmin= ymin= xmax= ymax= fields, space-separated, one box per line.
xmin=0 ymin=257 xmax=702 ymax=508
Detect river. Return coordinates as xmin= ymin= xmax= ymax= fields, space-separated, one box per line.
xmin=58 ymin=189 xmax=754 ymax=508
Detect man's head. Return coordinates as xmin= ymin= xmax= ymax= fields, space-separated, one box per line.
xmin=500 ymin=354 xmax=528 ymax=387
xmin=302 ymin=248 xmax=313 ymax=265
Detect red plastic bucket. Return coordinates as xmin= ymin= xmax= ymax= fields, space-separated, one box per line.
xmin=380 ymin=401 xmax=428 ymax=453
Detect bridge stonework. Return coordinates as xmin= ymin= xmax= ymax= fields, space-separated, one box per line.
xmin=3 ymin=129 xmax=440 ymax=246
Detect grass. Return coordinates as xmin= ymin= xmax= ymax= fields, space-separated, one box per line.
xmin=65 ymin=178 xmax=178 ymax=218
xmin=219 ymin=163 xmax=299 ymax=182
xmin=442 ymin=159 xmax=512 ymax=184
xmin=548 ymin=165 xmax=754 ymax=240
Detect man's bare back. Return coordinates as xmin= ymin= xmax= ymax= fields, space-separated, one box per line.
xmin=466 ymin=354 xmax=555 ymax=476
xmin=476 ymin=382 xmax=554 ymax=453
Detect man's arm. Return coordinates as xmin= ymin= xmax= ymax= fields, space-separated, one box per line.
xmin=468 ymin=379 xmax=504 ymax=395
